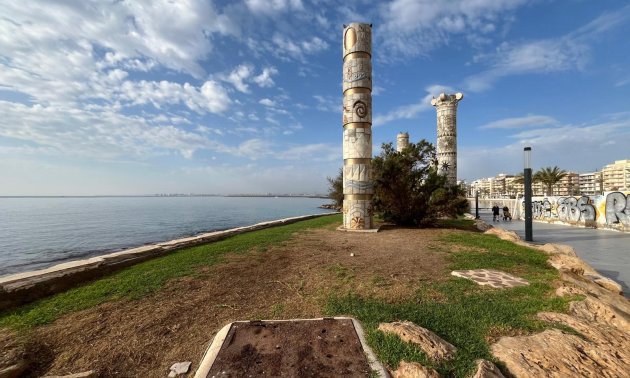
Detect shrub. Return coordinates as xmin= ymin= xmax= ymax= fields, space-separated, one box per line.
xmin=372 ymin=141 xmax=468 ymax=226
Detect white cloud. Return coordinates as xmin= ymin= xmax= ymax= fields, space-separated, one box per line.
xmin=464 ymin=39 xmax=588 ymax=92
xmin=253 ymin=67 xmax=279 ymax=88
xmin=479 ymin=115 xmax=558 ymax=130
xmin=459 ymin=117 xmax=630 ymax=180
xmin=276 ymin=143 xmax=339 ymax=162
xmin=245 ymin=0 xmax=304 ymax=15
xmin=0 ymin=1 xmax=236 ymax=80
xmin=0 ymin=101 xmax=229 ymax=160
xmin=463 ymin=9 xmax=630 ymax=92
xmin=224 ymin=64 xmax=254 ymax=93
xmin=117 ymin=79 xmax=231 ymax=114
xmin=379 ymin=0 xmax=528 ymax=60
xmin=373 ymin=84 xmax=454 ymax=127
xmin=259 ymin=98 xmax=276 ymax=107
xmin=261 ymin=34 xmax=329 ymax=61
xmin=313 ymin=95 xmax=339 ymax=113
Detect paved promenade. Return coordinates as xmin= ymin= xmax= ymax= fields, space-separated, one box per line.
xmin=477 ymin=210 xmax=630 ymax=297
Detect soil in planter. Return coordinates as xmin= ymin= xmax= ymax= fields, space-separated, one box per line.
xmin=206 ymin=318 xmax=372 ymax=377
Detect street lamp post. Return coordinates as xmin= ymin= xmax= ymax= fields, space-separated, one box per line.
xmin=475 ymin=190 xmax=480 ymax=219
xmin=524 ymin=147 xmax=533 ymax=241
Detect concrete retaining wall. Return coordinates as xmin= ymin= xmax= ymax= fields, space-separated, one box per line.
xmin=0 ymin=213 xmax=338 ymax=311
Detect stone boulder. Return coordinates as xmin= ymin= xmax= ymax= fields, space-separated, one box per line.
xmin=536 ymin=243 xmax=578 ymax=257
xmin=491 ymin=328 xmax=630 ymax=377
xmin=43 ymin=371 xmax=96 ymax=378
xmin=559 ymin=272 xmax=630 ymax=316
xmin=471 ymin=359 xmax=504 ymax=378
xmin=391 ymin=361 xmax=440 ymax=378
xmin=378 ymin=321 xmax=456 ymax=361
xmin=474 ymin=219 xmax=493 ymax=232
xmin=483 ymin=228 xmax=520 ymax=242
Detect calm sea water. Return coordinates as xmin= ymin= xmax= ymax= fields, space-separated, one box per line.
xmin=0 ymin=196 xmax=335 ymax=277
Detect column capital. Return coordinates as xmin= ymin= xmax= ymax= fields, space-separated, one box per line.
xmin=431 ymin=92 xmax=464 ymax=107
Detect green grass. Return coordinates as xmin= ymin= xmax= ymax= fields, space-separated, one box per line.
xmin=326 ymin=231 xmax=577 ymax=377
xmin=0 ymin=214 xmax=342 ymax=330
xmin=435 ymin=218 xmax=478 ymax=231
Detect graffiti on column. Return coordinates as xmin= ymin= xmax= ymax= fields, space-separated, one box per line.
xmin=521 ymin=192 xmax=629 ymax=231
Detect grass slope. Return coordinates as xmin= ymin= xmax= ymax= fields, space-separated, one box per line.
xmin=0 ymin=214 xmax=341 ymax=329
xmin=326 ymin=230 xmax=578 ymax=377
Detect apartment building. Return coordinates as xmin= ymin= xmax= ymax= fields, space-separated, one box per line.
xmin=579 ymin=172 xmax=601 ymax=196
xmin=602 ymin=160 xmax=630 ymax=191
xmin=554 ymin=172 xmax=579 ymax=196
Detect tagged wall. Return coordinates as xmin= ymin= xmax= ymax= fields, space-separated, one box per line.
xmin=520 ymin=191 xmax=630 ymax=232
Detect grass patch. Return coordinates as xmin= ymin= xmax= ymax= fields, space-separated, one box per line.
xmin=435 ymin=218 xmax=477 ymax=231
xmin=0 ymin=214 xmax=341 ymax=330
xmin=326 ymin=230 xmax=573 ymax=377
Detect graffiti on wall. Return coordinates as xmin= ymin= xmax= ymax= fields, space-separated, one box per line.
xmin=522 ymin=191 xmax=630 ymax=230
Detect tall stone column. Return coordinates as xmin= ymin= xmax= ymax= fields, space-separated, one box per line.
xmin=431 ymin=92 xmax=463 ymax=186
xmin=342 ymin=23 xmax=373 ymax=230
xmin=396 ymin=132 xmax=409 ymax=152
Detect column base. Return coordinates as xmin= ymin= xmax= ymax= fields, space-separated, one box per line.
xmin=336 ymin=225 xmax=380 ymax=233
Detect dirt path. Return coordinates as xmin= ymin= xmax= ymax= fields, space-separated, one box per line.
xmin=2 ymin=226 xmax=448 ymax=377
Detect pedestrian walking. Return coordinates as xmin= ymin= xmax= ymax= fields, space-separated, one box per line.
xmin=492 ymin=204 xmax=500 ymax=222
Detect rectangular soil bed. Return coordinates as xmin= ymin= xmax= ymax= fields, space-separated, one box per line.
xmin=195 ymin=317 xmax=387 ymax=377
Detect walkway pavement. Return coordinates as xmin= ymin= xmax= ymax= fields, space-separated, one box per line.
xmin=476 ymin=210 xmax=630 ymax=297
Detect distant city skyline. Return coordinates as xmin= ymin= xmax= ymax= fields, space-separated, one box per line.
xmin=1 ymin=1 xmax=629 ymax=195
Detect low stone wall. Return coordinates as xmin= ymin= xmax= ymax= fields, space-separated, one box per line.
xmin=0 ymin=213 xmax=338 ymax=311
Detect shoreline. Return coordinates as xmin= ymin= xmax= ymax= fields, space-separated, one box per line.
xmin=0 ymin=212 xmax=339 ymax=311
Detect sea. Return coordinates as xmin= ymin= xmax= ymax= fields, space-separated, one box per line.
xmin=0 ymin=196 xmax=336 ymax=277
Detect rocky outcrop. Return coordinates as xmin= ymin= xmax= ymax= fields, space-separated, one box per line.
xmin=391 ymin=361 xmax=440 ymax=378
xmin=378 ymin=322 xmax=456 ymax=361
xmin=486 ymin=229 xmax=630 ymax=377
xmin=473 ymin=219 xmax=492 ymax=232
xmin=492 ymin=328 xmax=628 ymax=377
xmin=471 ymin=359 xmax=504 ymax=378
xmin=482 ymin=229 xmax=624 ymax=296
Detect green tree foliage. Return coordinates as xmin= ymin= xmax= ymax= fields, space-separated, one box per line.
xmin=534 ymin=166 xmax=567 ymax=196
xmin=326 ymin=168 xmax=343 ymax=208
xmin=372 ymin=141 xmax=469 ymax=226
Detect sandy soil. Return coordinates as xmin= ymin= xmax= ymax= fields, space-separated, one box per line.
xmin=1 ymin=225 xmax=450 ymax=377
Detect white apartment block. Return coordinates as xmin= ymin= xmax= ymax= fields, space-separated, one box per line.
xmin=602 ymin=160 xmax=630 ymax=191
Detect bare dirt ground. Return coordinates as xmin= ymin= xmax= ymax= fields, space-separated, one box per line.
xmin=1 ymin=225 xmax=450 ymax=377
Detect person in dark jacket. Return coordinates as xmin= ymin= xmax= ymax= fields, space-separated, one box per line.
xmin=502 ymin=206 xmax=512 ymax=221
xmin=492 ymin=205 xmax=500 ymax=222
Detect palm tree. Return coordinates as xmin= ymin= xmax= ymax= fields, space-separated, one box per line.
xmin=535 ymin=166 xmax=567 ymax=196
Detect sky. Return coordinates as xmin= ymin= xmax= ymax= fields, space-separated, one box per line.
xmin=1 ymin=0 xmax=629 ymax=196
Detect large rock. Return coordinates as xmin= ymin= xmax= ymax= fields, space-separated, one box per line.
xmin=568 ymin=296 xmax=630 ymax=332
xmin=43 ymin=371 xmax=96 ymax=378
xmin=391 ymin=361 xmax=440 ymax=378
xmin=559 ymin=272 xmax=630 ymax=316
xmin=491 ymin=328 xmax=630 ymax=377
xmin=471 ymin=359 xmax=504 ymax=378
xmin=474 ymin=220 xmax=492 ymax=232
xmin=168 ymin=361 xmax=191 ymax=378
xmin=0 ymin=361 xmax=28 ymax=378
xmin=536 ymin=243 xmax=578 ymax=257
xmin=483 ymin=228 xmax=519 ymax=242
xmin=378 ymin=322 xmax=456 ymax=361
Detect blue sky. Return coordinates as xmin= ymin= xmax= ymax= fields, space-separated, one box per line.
xmin=1 ymin=0 xmax=629 ymax=195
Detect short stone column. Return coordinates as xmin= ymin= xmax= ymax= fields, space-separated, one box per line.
xmin=342 ymin=23 xmax=373 ymax=230
xmin=396 ymin=132 xmax=409 ymax=152
xmin=431 ymin=92 xmax=463 ymax=185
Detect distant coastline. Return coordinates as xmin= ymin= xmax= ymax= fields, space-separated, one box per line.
xmin=0 ymin=194 xmax=330 ymax=199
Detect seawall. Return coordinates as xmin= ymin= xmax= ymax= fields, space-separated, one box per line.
xmin=0 ymin=213 xmax=338 ymax=311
